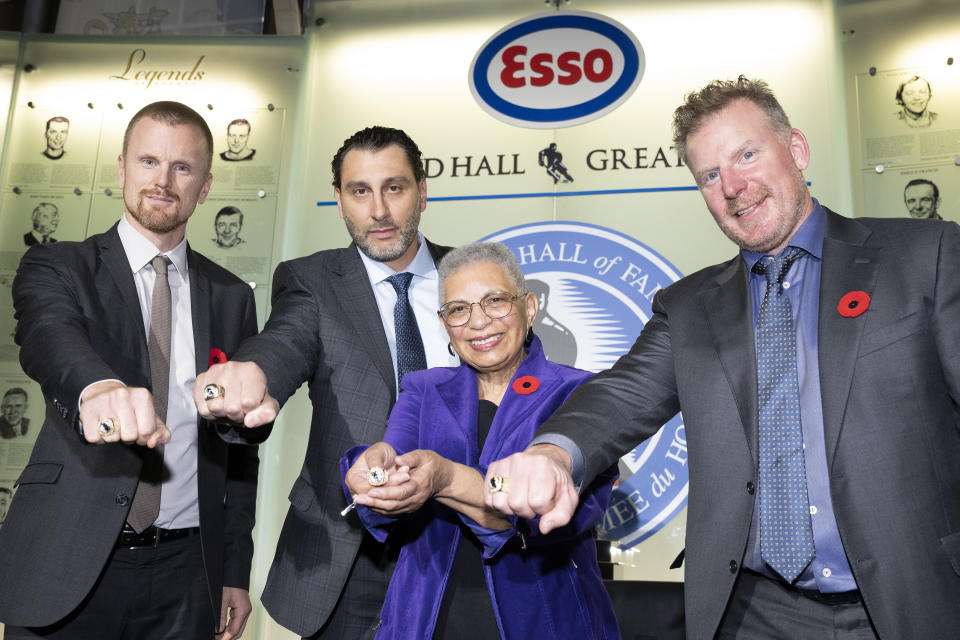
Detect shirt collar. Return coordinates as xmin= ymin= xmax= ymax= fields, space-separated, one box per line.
xmin=117 ymin=213 xmax=189 ymax=277
xmin=357 ymin=232 xmax=437 ymax=284
xmin=741 ymin=198 xmax=826 ymax=269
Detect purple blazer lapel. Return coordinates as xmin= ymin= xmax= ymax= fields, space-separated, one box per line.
xmin=435 ymin=365 xmax=480 ymax=462
xmin=481 ymin=338 xmax=562 ymax=464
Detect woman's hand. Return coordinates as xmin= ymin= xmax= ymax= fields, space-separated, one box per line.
xmin=345 ymin=442 xmax=410 ymax=503
xmin=352 ymin=449 xmax=452 ymax=515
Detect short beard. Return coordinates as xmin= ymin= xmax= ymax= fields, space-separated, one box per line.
xmin=129 ymin=189 xmax=184 ymax=234
xmin=725 ymin=172 xmax=808 ymax=254
xmin=346 ymin=206 xmax=421 ymax=263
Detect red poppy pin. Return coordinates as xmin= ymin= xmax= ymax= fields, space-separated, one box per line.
xmin=512 ymin=375 xmax=540 ymax=395
xmin=837 ymin=291 xmax=870 ymax=318
xmin=209 ymin=348 xmax=228 ymax=366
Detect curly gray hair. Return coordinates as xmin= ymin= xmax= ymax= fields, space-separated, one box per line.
xmin=437 ymin=242 xmax=526 ymax=306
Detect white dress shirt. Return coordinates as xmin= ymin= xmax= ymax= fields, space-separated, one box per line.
xmin=357 ymin=233 xmax=459 ymax=393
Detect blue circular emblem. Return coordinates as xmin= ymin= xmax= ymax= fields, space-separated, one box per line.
xmin=480 ymin=222 xmax=687 ymax=548
xmin=469 ymin=11 xmax=645 ymax=128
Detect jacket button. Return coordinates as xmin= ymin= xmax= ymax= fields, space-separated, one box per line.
xmin=729 ymin=560 xmax=738 ymax=573
xmin=746 ymin=481 xmax=755 ymax=495
xmin=116 ymin=494 xmax=130 ymax=506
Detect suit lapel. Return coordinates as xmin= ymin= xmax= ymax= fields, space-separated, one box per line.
xmin=818 ymin=210 xmax=879 ymax=467
xmin=97 ymin=225 xmax=150 ymax=381
xmin=701 ymin=257 xmax=759 ymax=464
xmin=187 ymin=245 xmax=212 ymax=376
xmin=331 ymin=246 xmax=397 ymax=401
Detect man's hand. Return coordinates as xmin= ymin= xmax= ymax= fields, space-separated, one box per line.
xmin=79 ymin=381 xmax=169 ymax=447
xmin=217 ymin=586 xmax=251 ymax=640
xmin=194 ymin=361 xmax=279 ymax=428
xmin=483 ymin=444 xmax=579 ymax=534
xmin=354 ymin=449 xmax=452 ymax=515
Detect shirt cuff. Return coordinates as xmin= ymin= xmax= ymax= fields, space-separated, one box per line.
xmin=528 ymin=433 xmax=585 ymax=489
xmin=78 ymin=379 xmax=124 ymax=412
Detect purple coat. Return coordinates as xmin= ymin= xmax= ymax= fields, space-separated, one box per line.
xmin=341 ymin=337 xmax=620 ymax=639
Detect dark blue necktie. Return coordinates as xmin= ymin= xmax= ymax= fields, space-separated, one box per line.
xmin=755 ymin=247 xmax=816 ymax=582
xmin=386 ymin=272 xmax=427 ymax=387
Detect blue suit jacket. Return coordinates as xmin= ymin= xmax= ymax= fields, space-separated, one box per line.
xmin=342 ymin=337 xmax=620 ymax=639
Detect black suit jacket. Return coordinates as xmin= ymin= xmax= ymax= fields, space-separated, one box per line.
xmin=0 ymin=223 xmax=263 ymax=629
xmin=231 ymin=240 xmax=449 ymax=636
xmin=541 ymin=210 xmax=960 ymax=639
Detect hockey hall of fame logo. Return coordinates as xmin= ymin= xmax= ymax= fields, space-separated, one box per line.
xmin=481 ymin=222 xmax=688 ymax=549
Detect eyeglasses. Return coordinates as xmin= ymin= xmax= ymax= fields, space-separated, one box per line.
xmin=438 ymin=292 xmax=523 ymax=327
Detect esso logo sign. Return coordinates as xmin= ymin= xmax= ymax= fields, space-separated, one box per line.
xmin=469 ymin=11 xmax=644 ymax=128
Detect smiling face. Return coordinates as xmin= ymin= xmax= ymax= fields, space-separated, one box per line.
xmin=216 ymin=213 xmax=243 ymax=244
xmin=335 ymin=144 xmax=426 ymax=271
xmin=118 ymin=117 xmax=212 ymax=250
xmin=901 ymin=78 xmax=931 ymax=116
xmin=442 ymin=261 xmax=536 ymax=377
xmin=685 ymin=99 xmax=812 ymax=255
xmin=904 ymin=183 xmax=939 ymax=219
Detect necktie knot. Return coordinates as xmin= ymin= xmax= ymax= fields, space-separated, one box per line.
xmin=386 ymin=271 xmax=414 ymax=295
xmin=753 ymin=247 xmax=802 ymax=288
xmin=385 ymin=272 xmax=426 ymax=386
xmin=152 ymin=254 xmax=172 ymax=280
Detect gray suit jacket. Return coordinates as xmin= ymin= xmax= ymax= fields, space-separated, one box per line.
xmin=0 ymin=224 xmax=262 ymax=628
xmin=233 ymin=240 xmax=449 ymax=636
xmin=541 ymin=210 xmax=960 ymax=639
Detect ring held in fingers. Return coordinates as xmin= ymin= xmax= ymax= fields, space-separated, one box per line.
xmin=97 ymin=416 xmax=120 ymax=437
xmin=367 ymin=467 xmax=387 ymax=486
xmin=203 ymin=383 xmax=225 ymax=401
xmin=488 ymin=475 xmax=509 ymax=493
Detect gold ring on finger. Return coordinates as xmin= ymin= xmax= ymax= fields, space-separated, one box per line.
xmin=488 ymin=475 xmax=508 ymax=493
xmin=203 ymin=383 xmax=225 ymax=400
xmin=97 ymin=417 xmax=120 ymax=437
xmin=367 ymin=467 xmax=387 ymax=486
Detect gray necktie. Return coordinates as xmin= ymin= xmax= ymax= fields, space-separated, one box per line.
xmin=754 ymin=247 xmax=816 ymax=582
xmin=127 ymin=255 xmax=172 ymax=533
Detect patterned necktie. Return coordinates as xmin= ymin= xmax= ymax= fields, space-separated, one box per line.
xmin=127 ymin=254 xmax=172 ymax=533
xmin=386 ymin=272 xmax=427 ymax=387
xmin=755 ymin=247 xmax=816 ymax=582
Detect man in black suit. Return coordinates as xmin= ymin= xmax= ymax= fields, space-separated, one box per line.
xmin=0 ymin=101 xmax=262 ymax=640
xmin=0 ymin=387 xmax=30 ymax=438
xmin=195 ymin=126 xmax=455 ymax=638
xmin=485 ymin=76 xmax=960 ymax=639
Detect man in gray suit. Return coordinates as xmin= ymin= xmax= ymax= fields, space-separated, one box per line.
xmin=484 ymin=76 xmax=960 ymax=639
xmin=195 ymin=126 xmax=455 ymax=638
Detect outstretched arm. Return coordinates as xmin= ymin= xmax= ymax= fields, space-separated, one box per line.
xmin=483 ymin=443 xmax=579 ymax=534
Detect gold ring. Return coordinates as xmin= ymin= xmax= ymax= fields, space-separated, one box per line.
xmin=97 ymin=417 xmax=120 ymax=437
xmin=367 ymin=467 xmax=387 ymax=486
xmin=203 ymin=383 xmax=225 ymax=400
xmin=488 ymin=475 xmax=508 ymax=493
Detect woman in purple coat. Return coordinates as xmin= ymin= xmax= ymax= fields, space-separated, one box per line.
xmin=343 ymin=242 xmax=620 ymax=639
